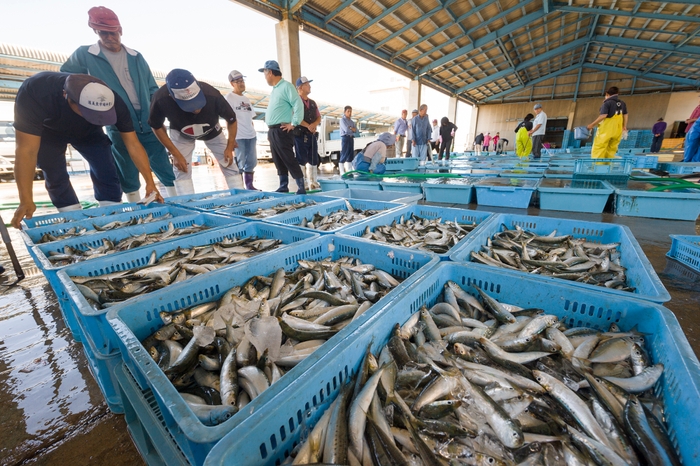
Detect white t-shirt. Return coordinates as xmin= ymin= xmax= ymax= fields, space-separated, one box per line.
xmin=431 ymin=125 xmax=440 ymax=142
xmin=225 ymin=92 xmax=256 ymax=140
xmin=532 ymin=111 xmax=547 ymax=136
xmin=102 ymin=47 xmax=141 ymax=110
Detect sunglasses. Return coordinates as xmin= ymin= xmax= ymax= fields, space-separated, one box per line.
xmin=96 ymin=30 xmax=119 ymax=37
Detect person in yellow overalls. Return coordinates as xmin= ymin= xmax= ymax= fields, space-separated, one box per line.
xmin=515 ymin=113 xmax=534 ymax=158
xmin=587 ymin=86 xmax=628 ymax=159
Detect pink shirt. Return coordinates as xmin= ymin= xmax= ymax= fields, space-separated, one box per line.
xmin=484 ymin=135 xmax=492 ymax=145
xmin=687 ymin=105 xmax=700 ymax=133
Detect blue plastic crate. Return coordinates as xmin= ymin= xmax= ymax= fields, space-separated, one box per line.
xmin=657 ymin=162 xmax=700 ymax=174
xmin=537 ymin=179 xmax=614 ymax=213
xmin=264 ymin=198 xmax=402 ymax=234
xmin=106 ymin=235 xmax=437 ymax=466
xmin=313 ymin=188 xmax=422 ymax=204
xmin=421 ymin=179 xmax=475 ymax=204
xmin=166 ymin=190 xmax=286 ymax=211
xmin=82 ymin=325 xmax=123 ymax=413
xmin=498 ymin=169 xmax=545 ymax=178
xmin=473 ymin=177 xmax=539 ymax=208
xmin=203 ymin=261 xmax=700 ymax=466
xmin=543 ymin=169 xmax=574 ymax=179
xmin=163 ymin=189 xmax=249 ymax=207
xmin=667 ymin=235 xmax=700 ymax=274
xmin=383 ymin=157 xmax=420 ymax=171
xmin=55 ymin=221 xmax=319 ymax=359
xmin=614 ymin=183 xmax=700 ymax=221
xmin=339 ymin=204 xmax=494 ymax=260
xmin=317 ymin=177 xmax=347 ymax=191
xmin=379 ymin=179 xmax=424 ymax=195
xmin=20 ymin=205 xmax=198 ymax=249
xmin=449 ymin=213 xmax=670 ymax=302
xmin=343 ymin=179 xmax=383 ymax=190
xmin=623 ymin=155 xmax=659 ymax=169
xmin=574 ymin=158 xmax=633 ymax=175
xmin=21 ymin=203 xmax=147 ymax=229
xmin=217 ymin=194 xmax=337 ymax=219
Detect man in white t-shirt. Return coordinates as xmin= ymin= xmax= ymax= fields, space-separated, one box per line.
xmin=528 ymin=103 xmax=547 ymax=159
xmin=225 ymin=70 xmax=258 ymax=190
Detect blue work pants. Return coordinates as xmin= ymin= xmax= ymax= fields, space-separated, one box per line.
xmin=340 ymin=135 xmax=354 ymax=163
xmin=106 ymin=128 xmax=175 ymax=192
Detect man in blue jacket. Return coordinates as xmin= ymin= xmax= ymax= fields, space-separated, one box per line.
xmin=61 ymin=6 xmax=184 ymax=201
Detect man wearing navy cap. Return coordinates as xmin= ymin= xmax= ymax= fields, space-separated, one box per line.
xmin=294 ymin=76 xmax=321 ymax=190
xmin=10 ymin=72 xmax=163 ymax=229
xmin=259 ymin=60 xmax=306 ymax=194
xmin=61 ymin=6 xmax=180 ymax=202
xmin=148 ymin=69 xmax=242 ymax=195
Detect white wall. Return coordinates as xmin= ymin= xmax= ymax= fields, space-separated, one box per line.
xmin=0 ymin=102 xmax=14 ymax=121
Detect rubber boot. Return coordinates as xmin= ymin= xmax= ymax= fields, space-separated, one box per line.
xmin=294 ymin=177 xmax=307 ymax=195
xmin=304 ymin=164 xmax=312 ymax=190
xmin=174 ymin=179 xmax=195 ymax=195
xmin=124 ymin=191 xmax=141 ymax=203
xmin=338 ymin=162 xmax=346 ymax=176
xmin=311 ymin=165 xmax=320 ymax=190
xmin=343 ymin=162 xmax=353 ymax=174
xmin=225 ymin=175 xmax=245 ymax=190
xmin=99 ymin=200 xmax=122 ymax=207
xmin=164 ymin=186 xmax=178 ymax=197
xmin=276 ymin=175 xmax=289 ymax=193
xmin=57 ymin=203 xmax=82 ymax=212
xmin=243 ymin=172 xmax=259 ymax=190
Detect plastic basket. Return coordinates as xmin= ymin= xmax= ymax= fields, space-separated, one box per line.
xmin=217 ymin=194 xmax=337 ymax=219
xmin=343 ymin=179 xmax=383 ymax=190
xmin=317 ymin=178 xmax=347 ymax=191
xmin=166 ymin=190 xmax=286 ymax=211
xmin=498 ymin=169 xmax=545 ymax=178
xmin=473 ymin=177 xmax=540 ymax=208
xmin=20 ymin=205 xmax=198 ymax=249
xmin=264 ymin=198 xmax=402 ymax=234
xmin=313 ymin=188 xmax=422 ymax=204
xmin=383 ymin=157 xmax=420 ymax=171
xmin=106 ymin=235 xmax=437 ymax=466
xmin=543 ymin=169 xmax=574 ymax=179
xmin=623 ymin=155 xmax=659 ymax=169
xmin=657 ymin=162 xmax=700 ymax=174
xmin=537 ymin=179 xmax=614 ymax=213
xmin=163 ymin=189 xmax=249 ymax=207
xmin=82 ymin=325 xmax=124 ymax=413
xmin=449 ymin=213 xmax=670 ymax=302
xmin=667 ymin=235 xmax=700 ymax=274
xmin=339 ymin=204 xmax=494 ymax=260
xmin=203 ymin=261 xmax=700 ymax=466
xmin=614 ymin=185 xmax=700 ymax=221
xmin=21 ymin=203 xmax=147 ymax=229
xmin=421 ymin=180 xmax=475 ymax=204
xmin=379 ymin=179 xmax=424 ymax=195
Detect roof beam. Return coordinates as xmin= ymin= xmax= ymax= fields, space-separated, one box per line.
xmin=351 ymin=0 xmax=406 ymax=39
xmin=323 ymin=0 xmax=356 ymax=23
xmin=455 ymin=36 xmax=588 ymax=94
xmin=374 ymin=4 xmax=445 ymax=50
xmin=643 ymin=25 xmax=700 ymax=74
xmin=481 ymin=63 xmax=582 ymax=103
xmin=416 ymin=8 xmax=546 ymax=75
xmin=594 ymin=34 xmax=700 ymax=55
xmin=553 ymin=3 xmax=700 ymax=23
xmin=585 ymin=63 xmax=700 ymax=87
xmin=288 ymin=0 xmax=310 ymax=14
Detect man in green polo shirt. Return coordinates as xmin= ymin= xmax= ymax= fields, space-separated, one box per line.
xmin=259 ymin=60 xmax=306 ymax=193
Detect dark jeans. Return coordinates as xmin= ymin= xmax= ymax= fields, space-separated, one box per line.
xmin=37 ymin=135 xmax=122 ymax=208
xmin=439 ymin=137 xmax=453 ymax=160
xmin=650 ymin=135 xmax=664 ymax=153
xmin=268 ymin=126 xmax=303 ymax=179
xmin=107 ymin=127 xmax=175 ymax=192
xmin=340 ymin=135 xmax=354 ymax=163
xmin=294 ymin=131 xmax=320 ymax=166
xmin=531 ymin=135 xmax=544 ymax=158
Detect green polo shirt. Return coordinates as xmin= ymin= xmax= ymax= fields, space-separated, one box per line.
xmin=265 ymin=78 xmax=303 ymax=126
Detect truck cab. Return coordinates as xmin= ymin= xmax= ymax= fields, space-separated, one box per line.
xmin=318 ymin=116 xmax=387 ymax=166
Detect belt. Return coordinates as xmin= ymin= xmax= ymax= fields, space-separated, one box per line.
xmin=342 ymin=134 xmax=354 ymax=137
xmin=268 ymin=124 xmax=282 ymax=129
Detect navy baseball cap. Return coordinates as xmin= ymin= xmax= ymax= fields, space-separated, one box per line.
xmin=166 ymin=69 xmax=206 ymax=113
xmin=64 ymin=74 xmax=117 ymax=126
xmin=296 ymin=76 xmax=313 ymax=87
xmin=258 ymin=60 xmax=281 ymax=72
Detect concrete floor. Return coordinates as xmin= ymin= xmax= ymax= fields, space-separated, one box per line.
xmin=0 ymin=161 xmax=698 ymax=465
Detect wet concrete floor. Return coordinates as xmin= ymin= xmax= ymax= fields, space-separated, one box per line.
xmin=0 ymin=161 xmax=698 ymax=465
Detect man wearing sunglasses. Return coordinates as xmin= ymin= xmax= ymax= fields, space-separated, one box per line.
xmin=61 ymin=6 xmax=182 ymax=202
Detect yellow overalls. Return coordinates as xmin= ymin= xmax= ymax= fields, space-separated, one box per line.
xmin=516 ymin=127 xmax=532 ymax=158
xmin=592 ymin=108 xmax=624 ymax=159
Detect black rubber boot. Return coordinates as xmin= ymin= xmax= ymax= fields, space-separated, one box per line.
xmin=295 ymin=178 xmax=307 ymax=195
xmin=276 ymin=175 xmax=289 ymax=193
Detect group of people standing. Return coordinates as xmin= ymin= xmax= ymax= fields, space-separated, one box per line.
xmin=392 ymin=108 xmax=458 ymax=163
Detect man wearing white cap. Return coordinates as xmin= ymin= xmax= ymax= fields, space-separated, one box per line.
xmin=148 ymin=69 xmax=242 ymax=195
xmin=10 ymin=72 xmax=163 ymax=229
xmin=225 ymin=70 xmax=258 ymax=190
xmin=528 ymin=103 xmax=547 ymax=159
xmin=61 ymin=6 xmax=181 ymax=202
xmin=294 ymin=76 xmax=322 ymax=190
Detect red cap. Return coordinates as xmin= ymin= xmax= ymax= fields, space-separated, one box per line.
xmin=88 ymin=6 xmax=121 ymax=32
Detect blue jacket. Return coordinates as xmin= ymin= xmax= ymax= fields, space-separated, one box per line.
xmin=61 ymin=43 xmax=158 ymax=134
xmin=411 ymin=115 xmax=432 ymax=145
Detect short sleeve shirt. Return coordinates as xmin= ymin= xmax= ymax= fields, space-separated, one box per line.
xmin=225 ymin=92 xmax=256 ymax=140
xmin=599 ymin=96 xmax=627 ymax=119
xmin=14 ymin=71 xmax=133 ymax=142
xmin=532 ymin=111 xmax=547 ymax=136
xmin=149 ymin=81 xmax=236 ymax=141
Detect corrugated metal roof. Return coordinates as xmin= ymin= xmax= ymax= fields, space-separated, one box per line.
xmin=234 ymin=0 xmax=700 ymax=104
xmin=0 ymin=43 xmax=395 ymax=125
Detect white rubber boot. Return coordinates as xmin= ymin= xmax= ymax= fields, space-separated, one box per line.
xmin=305 ymin=164 xmax=312 ymax=190
xmin=174 ymin=179 xmax=195 ymax=195
xmin=99 ymin=200 xmax=122 ymax=207
xmin=124 ymin=191 xmax=141 ymax=203
xmin=343 ymin=162 xmax=353 ymax=173
xmin=164 ymin=186 xmax=178 ymax=197
xmin=311 ymin=165 xmax=320 ymax=189
xmin=338 ymin=162 xmax=346 ymax=176
xmin=225 ymin=175 xmax=245 ymax=190
xmin=57 ymin=203 xmax=82 ymax=212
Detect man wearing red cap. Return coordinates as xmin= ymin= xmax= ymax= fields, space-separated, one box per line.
xmin=10 ymin=72 xmax=163 ymax=229
xmin=61 ymin=6 xmax=183 ymax=202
